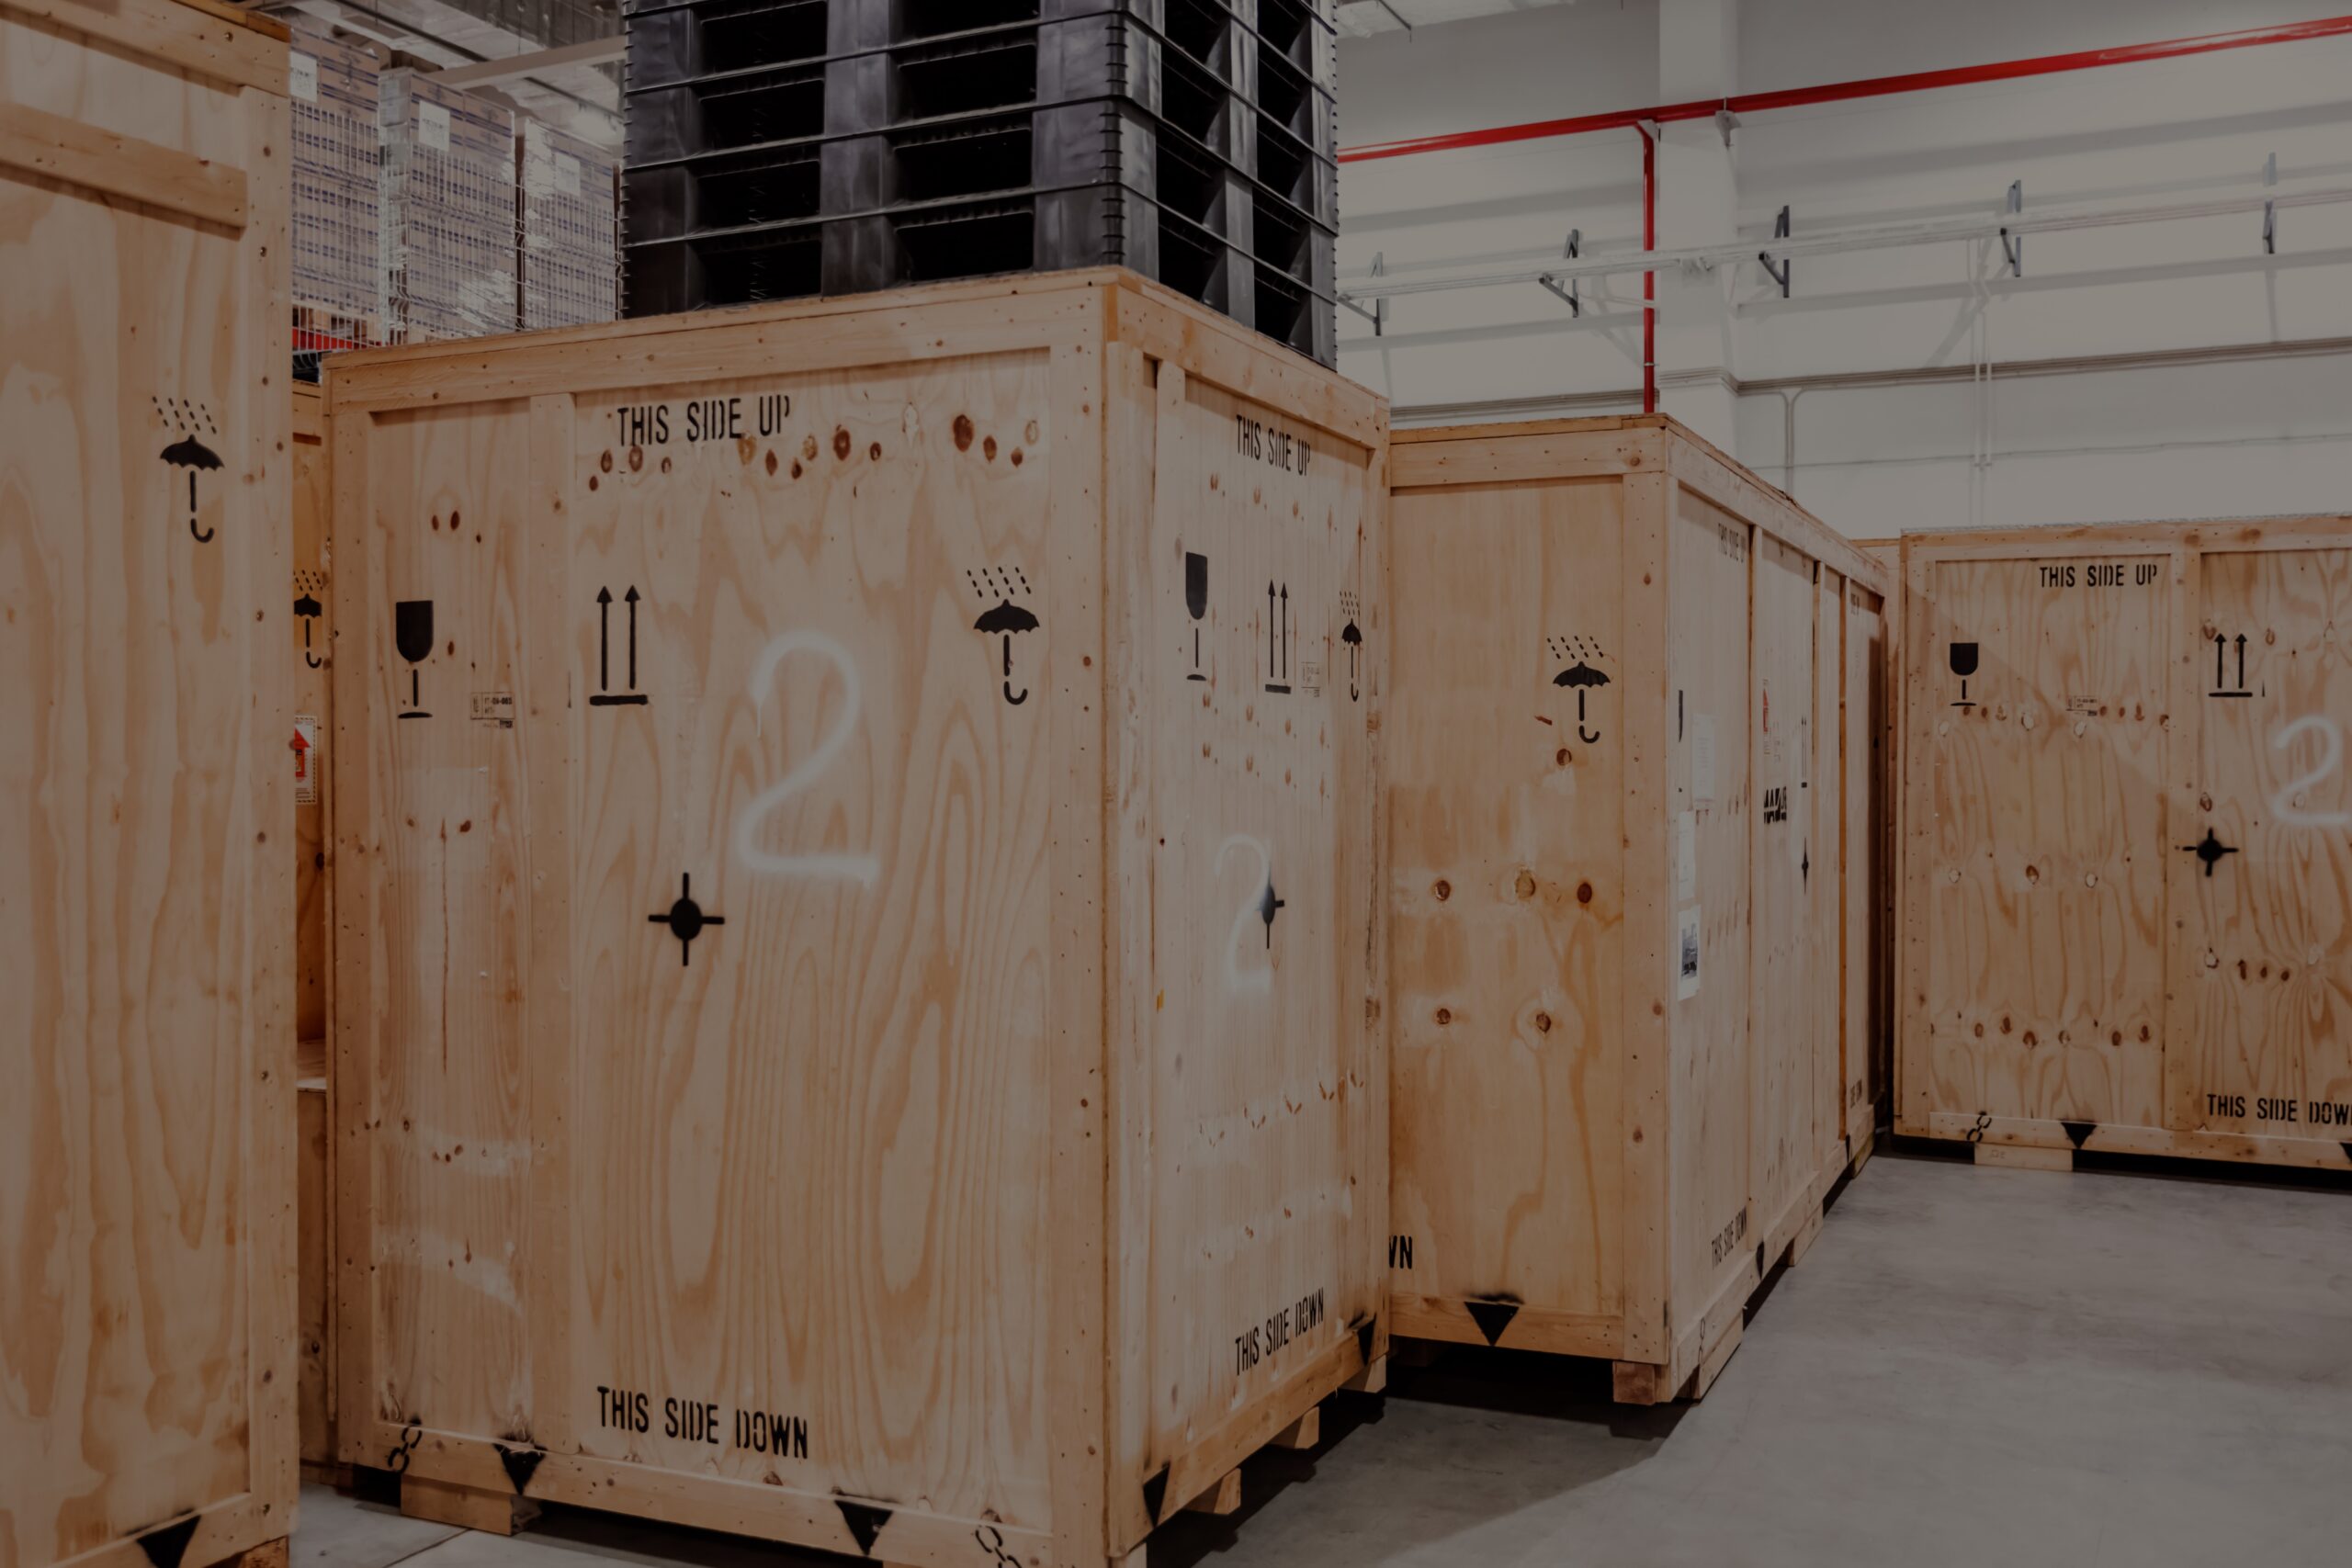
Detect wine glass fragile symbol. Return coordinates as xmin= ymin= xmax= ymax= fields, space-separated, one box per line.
xmin=395 ymin=600 xmax=435 ymax=718
xmin=1185 ymin=551 xmax=1209 ymax=682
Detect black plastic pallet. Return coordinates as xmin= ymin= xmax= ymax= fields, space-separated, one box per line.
xmin=619 ymin=0 xmax=1337 ymax=361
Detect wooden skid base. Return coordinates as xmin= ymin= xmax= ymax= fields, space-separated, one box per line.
xmin=1182 ymin=1469 xmax=1243 ymax=1516
xmin=209 ymin=1540 xmax=289 ymax=1568
xmin=1782 ymin=1205 xmax=1826 ymax=1269
xmin=1905 ymin=1111 xmax=2352 ymax=1175
xmin=1612 ymin=1305 xmax=1746 ymax=1406
xmin=1973 ymin=1141 xmax=2075 ymax=1172
xmin=1268 ymin=1406 xmax=1320 ymax=1450
xmin=401 ymin=1477 xmax=540 ymax=1536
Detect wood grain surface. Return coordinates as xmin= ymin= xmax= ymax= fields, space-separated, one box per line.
xmin=1909 ymin=549 xmax=2172 ymax=1131
xmin=2170 ymin=545 xmax=2352 ymax=1143
xmin=1388 ymin=475 xmax=1628 ymax=1331
xmin=1749 ymin=533 xmax=1817 ymax=1255
xmin=332 ymin=274 xmax=1388 ymax=1564
xmin=292 ymin=386 xmax=329 ymax=1043
xmin=1842 ymin=581 xmax=1890 ymax=1138
xmin=1 ymin=4 xmax=294 ymax=1563
xmin=1668 ymin=483 xmax=1755 ymax=1344
xmin=1386 ymin=420 xmax=1871 ymax=1394
xmin=1899 ymin=520 xmax=2352 ymax=1170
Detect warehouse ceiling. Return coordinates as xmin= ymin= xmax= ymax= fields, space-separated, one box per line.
xmin=1335 ymin=0 xmax=1579 ymax=39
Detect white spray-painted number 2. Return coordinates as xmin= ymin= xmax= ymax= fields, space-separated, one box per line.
xmin=733 ymin=629 xmax=880 ymax=886
xmin=1217 ymin=834 xmax=1276 ymax=995
xmin=2269 ymin=715 xmax=2352 ymax=829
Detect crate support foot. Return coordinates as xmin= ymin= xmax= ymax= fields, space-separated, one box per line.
xmin=1681 ymin=1311 xmax=1745 ymax=1400
xmin=1783 ymin=1205 xmax=1825 ymax=1269
xmin=1267 ymin=1404 xmax=1320 ymax=1450
xmin=401 ymin=1476 xmax=538 ymax=1536
xmin=1611 ymin=1359 xmax=1669 ymax=1405
xmin=1974 ymin=1141 xmax=2073 ymax=1171
xmin=1182 ymin=1469 xmax=1242 ymax=1516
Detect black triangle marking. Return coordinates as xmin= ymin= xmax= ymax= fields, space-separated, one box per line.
xmin=1352 ymin=1314 xmax=1376 ymax=1370
xmin=498 ymin=1444 xmax=545 ymax=1495
xmin=1464 ymin=1299 xmax=1519 ymax=1348
xmin=835 ymin=1496 xmax=891 ymax=1558
xmin=138 ymin=1517 xmax=200 ymax=1568
xmin=2061 ymin=1120 xmax=2096 ymax=1150
xmin=1141 ymin=1463 xmax=1171 ymax=1527
xmin=2341 ymin=1141 xmax=2351 ymax=1168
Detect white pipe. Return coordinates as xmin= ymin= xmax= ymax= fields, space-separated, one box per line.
xmin=1339 ymin=180 xmax=2352 ymax=305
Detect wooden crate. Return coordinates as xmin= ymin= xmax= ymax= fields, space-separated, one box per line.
xmin=1385 ymin=417 xmax=1889 ymax=1402
xmin=1849 ymin=536 xmax=1903 ymax=1157
xmin=291 ymin=384 xmax=341 ymax=1472
xmin=293 ymin=384 xmax=332 ymax=1043
xmin=325 ymin=268 xmax=1388 ymax=1565
xmin=0 ymin=3 xmax=297 ymax=1567
xmin=298 ymin=1042 xmax=336 ymax=1472
xmin=1897 ymin=518 xmax=2352 ymax=1173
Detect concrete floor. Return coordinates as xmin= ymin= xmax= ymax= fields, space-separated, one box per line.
xmin=300 ymin=1150 xmax=2352 ymax=1568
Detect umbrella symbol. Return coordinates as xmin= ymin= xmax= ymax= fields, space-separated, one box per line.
xmin=1341 ymin=619 xmax=1363 ymax=701
xmin=1555 ymin=660 xmax=1611 ymax=742
xmin=1260 ymin=874 xmax=1285 ymax=946
xmin=163 ymin=434 xmax=223 ymax=542
xmin=975 ymin=598 xmax=1039 ymax=706
xmin=294 ymin=589 xmax=323 ymax=668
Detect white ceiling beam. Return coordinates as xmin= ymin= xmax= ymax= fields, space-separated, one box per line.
xmin=427 ymin=34 xmax=623 ymax=88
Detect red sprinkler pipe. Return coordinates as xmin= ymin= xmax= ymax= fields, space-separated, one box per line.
xmin=1638 ymin=122 xmax=1656 ymax=413
xmin=1339 ymin=14 xmax=2352 ymax=163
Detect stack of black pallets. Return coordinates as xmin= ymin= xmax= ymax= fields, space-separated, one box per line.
xmin=623 ymin=0 xmax=1339 ymax=365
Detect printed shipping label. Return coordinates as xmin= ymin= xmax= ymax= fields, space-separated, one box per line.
xmin=290 ymin=52 xmax=320 ymax=103
xmin=1675 ymin=907 xmax=1702 ymax=1000
xmin=1676 ymin=810 xmax=1697 ymax=902
xmin=418 ymin=99 xmax=451 ymax=152
xmin=293 ymin=715 xmax=319 ymax=805
xmin=1691 ymin=714 xmax=1716 ymax=807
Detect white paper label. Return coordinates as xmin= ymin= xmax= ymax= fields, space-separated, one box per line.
xmin=1676 ymin=907 xmax=1702 ymax=1000
xmin=1676 ymin=810 xmax=1697 ymax=902
xmin=289 ymin=52 xmax=320 ymax=103
xmin=419 ymin=99 xmax=451 ymax=152
xmin=558 ymin=152 xmax=582 ymax=196
xmin=1691 ymin=714 xmax=1716 ymax=807
xmin=293 ymin=714 xmax=319 ymax=805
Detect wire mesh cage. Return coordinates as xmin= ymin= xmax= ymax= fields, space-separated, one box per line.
xmin=290 ymin=22 xmax=384 ymax=378
xmin=522 ymin=119 xmax=621 ymax=329
xmin=380 ymin=69 xmax=522 ymax=344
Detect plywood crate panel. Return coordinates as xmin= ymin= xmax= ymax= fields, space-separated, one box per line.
xmin=0 ymin=2 xmax=296 ymax=1565
xmin=291 ymin=385 xmax=339 ymax=1471
xmin=326 ymin=268 xmax=1387 ymax=1566
xmin=1385 ymin=417 xmax=1888 ymax=1400
xmin=1848 ymin=536 xmax=1900 ymax=1149
xmin=1897 ymin=519 xmax=2352 ymax=1172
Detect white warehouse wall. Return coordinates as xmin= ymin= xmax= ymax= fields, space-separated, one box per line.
xmin=1337 ymin=0 xmax=2352 ymax=536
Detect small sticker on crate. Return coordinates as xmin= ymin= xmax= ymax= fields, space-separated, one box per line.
xmin=290 ymin=52 xmax=319 ymax=103
xmin=1675 ymin=906 xmax=1702 ymax=999
xmin=292 ymin=714 xmax=319 ymax=804
xmin=471 ymin=692 xmax=515 ymax=728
